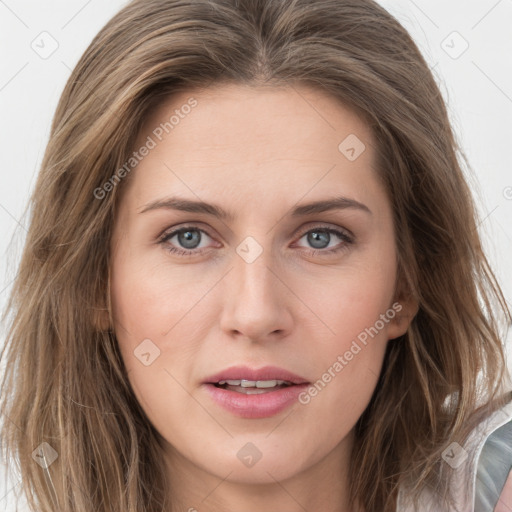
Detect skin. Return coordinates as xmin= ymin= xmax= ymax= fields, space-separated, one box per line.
xmin=108 ymin=83 xmax=417 ymax=512
xmin=495 ymin=471 xmax=512 ymax=512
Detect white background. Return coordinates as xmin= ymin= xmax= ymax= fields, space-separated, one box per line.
xmin=1 ymin=0 xmax=511 ymax=509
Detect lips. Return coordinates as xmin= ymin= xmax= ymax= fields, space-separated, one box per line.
xmin=204 ymin=365 xmax=309 ymax=386
xmin=202 ymin=365 xmax=310 ymax=418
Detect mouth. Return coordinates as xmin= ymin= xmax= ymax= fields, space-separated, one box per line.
xmin=213 ymin=379 xmax=294 ymax=394
xmin=203 ymin=366 xmax=310 ymax=418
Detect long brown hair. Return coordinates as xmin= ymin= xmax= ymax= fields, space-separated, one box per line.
xmin=1 ymin=1 xmax=510 ymax=511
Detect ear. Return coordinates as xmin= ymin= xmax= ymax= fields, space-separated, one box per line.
xmin=92 ymin=306 xmax=112 ymax=332
xmin=386 ymin=276 xmax=419 ymax=340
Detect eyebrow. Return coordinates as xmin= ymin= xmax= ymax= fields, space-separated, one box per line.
xmin=138 ymin=195 xmax=372 ymax=220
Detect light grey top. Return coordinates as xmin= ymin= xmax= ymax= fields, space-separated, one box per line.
xmin=397 ymin=398 xmax=512 ymax=512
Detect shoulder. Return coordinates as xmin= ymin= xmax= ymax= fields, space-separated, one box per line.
xmin=397 ymin=395 xmax=512 ymax=512
xmin=475 ymin=401 xmax=512 ymax=512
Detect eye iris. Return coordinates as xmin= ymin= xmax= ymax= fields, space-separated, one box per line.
xmin=178 ymin=229 xmax=201 ymax=249
xmin=171 ymin=228 xmax=338 ymax=252
xmin=308 ymin=230 xmax=330 ymax=249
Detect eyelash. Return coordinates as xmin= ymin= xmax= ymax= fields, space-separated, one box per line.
xmin=157 ymin=224 xmax=354 ymax=258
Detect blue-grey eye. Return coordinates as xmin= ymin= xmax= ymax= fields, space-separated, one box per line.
xmin=307 ymin=230 xmax=331 ymax=249
xmin=177 ymin=229 xmax=202 ymax=249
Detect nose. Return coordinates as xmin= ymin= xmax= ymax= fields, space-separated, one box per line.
xmin=219 ymin=243 xmax=293 ymax=343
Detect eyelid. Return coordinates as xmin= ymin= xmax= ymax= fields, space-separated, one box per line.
xmin=158 ymin=222 xmax=353 ymax=243
xmin=158 ymin=222 xmax=355 ymax=256
xmin=158 ymin=224 xmax=216 ymax=246
xmin=157 ymin=220 xmax=212 ymax=240
xmin=294 ymin=222 xmax=354 ymax=241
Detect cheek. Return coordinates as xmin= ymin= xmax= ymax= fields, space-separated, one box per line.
xmin=109 ymin=248 xmax=213 ymax=417
xmin=109 ymin=255 xmax=201 ymax=438
xmin=110 ymin=245 xmax=208 ymax=349
xmin=311 ymin=255 xmax=397 ymax=345
xmin=296 ymin=254 xmax=397 ymax=424
xmin=296 ymin=310 xmax=390 ymax=451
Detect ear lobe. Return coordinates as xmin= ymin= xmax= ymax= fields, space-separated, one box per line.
xmin=92 ymin=307 xmax=112 ymax=332
xmin=388 ymin=288 xmax=419 ymax=340
xmin=386 ymin=295 xmax=419 ymax=340
xmin=386 ymin=266 xmax=419 ymax=340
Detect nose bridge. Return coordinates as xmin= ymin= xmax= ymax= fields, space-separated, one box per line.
xmin=220 ymin=236 xmax=289 ymax=339
xmin=233 ymin=235 xmax=278 ymax=305
xmin=234 ymin=242 xmax=274 ymax=299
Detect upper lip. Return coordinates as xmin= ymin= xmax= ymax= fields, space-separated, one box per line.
xmin=203 ymin=365 xmax=309 ymax=385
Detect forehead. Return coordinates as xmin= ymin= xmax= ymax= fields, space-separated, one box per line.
xmin=139 ymin=82 xmax=374 ymax=155
xmin=123 ymin=83 xmax=383 ymax=216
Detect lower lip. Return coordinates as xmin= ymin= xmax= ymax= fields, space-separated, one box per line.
xmin=203 ymin=383 xmax=309 ymax=419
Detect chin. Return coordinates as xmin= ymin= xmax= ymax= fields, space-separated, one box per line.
xmin=196 ymin=437 xmax=314 ymax=484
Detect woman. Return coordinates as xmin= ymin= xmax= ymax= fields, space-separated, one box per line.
xmin=1 ymin=0 xmax=511 ymax=511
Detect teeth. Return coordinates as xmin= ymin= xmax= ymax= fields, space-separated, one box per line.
xmin=255 ymin=380 xmax=277 ymax=388
xmin=218 ymin=379 xmax=290 ymax=388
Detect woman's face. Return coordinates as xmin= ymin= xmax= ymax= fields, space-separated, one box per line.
xmin=109 ymin=83 xmax=413 ymax=493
